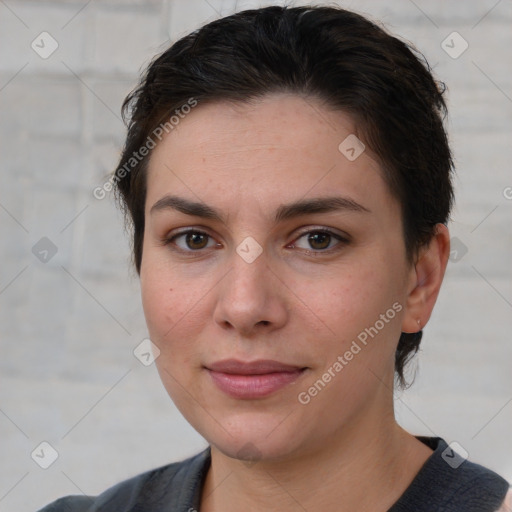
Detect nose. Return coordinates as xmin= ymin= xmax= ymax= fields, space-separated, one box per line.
xmin=212 ymin=243 xmax=289 ymax=338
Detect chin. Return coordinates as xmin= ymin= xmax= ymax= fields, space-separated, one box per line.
xmin=213 ymin=436 xmax=299 ymax=464
xmin=199 ymin=413 xmax=305 ymax=463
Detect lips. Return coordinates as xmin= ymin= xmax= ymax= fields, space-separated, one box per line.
xmin=205 ymin=359 xmax=307 ymax=399
xmin=206 ymin=359 xmax=305 ymax=375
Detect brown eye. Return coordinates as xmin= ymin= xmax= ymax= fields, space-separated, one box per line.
xmin=184 ymin=232 xmax=209 ymax=250
xmin=164 ymin=230 xmax=218 ymax=253
xmin=307 ymin=232 xmax=331 ymax=250
xmin=291 ymin=228 xmax=349 ymax=255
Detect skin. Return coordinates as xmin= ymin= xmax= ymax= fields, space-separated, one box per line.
xmin=140 ymin=93 xmax=450 ymax=511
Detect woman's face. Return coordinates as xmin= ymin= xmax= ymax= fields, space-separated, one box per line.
xmin=140 ymin=93 xmax=417 ymax=461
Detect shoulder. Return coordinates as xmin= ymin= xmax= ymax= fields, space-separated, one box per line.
xmin=36 ymin=496 xmax=93 ymax=512
xmin=453 ymin=457 xmax=511 ymax=507
xmin=495 ymin=488 xmax=512 ymax=511
xmin=36 ymin=447 xmax=211 ymax=512
xmin=391 ymin=437 xmax=511 ymax=512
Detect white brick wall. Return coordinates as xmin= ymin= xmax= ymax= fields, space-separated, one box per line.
xmin=1 ymin=1 xmax=511 ymax=510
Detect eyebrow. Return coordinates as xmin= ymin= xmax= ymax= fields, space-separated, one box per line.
xmin=150 ymin=194 xmax=371 ymax=223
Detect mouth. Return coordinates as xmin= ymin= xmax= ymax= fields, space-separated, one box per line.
xmin=204 ymin=359 xmax=308 ymax=399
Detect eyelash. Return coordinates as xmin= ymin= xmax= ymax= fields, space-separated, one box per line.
xmin=161 ymin=227 xmax=350 ymax=257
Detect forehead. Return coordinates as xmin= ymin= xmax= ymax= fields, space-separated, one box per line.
xmin=144 ymin=93 xmax=397 ymax=220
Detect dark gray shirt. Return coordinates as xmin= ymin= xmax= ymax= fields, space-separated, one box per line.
xmin=38 ymin=437 xmax=510 ymax=511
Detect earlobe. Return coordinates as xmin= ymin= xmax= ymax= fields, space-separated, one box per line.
xmin=401 ymin=223 xmax=451 ymax=334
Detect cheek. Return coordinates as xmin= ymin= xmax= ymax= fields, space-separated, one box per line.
xmin=140 ymin=270 xmax=172 ymax=338
xmin=140 ymin=262 xmax=191 ymax=350
xmin=141 ymin=270 xmax=203 ymax=405
xmin=303 ymin=263 xmax=389 ymax=332
xmin=140 ymin=258 xmax=212 ymax=377
xmin=302 ymin=259 xmax=404 ymax=375
xmin=296 ymin=266 xmax=402 ymax=422
xmin=141 ymin=277 xmax=213 ymax=425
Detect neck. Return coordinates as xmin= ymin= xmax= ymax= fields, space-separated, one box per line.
xmin=200 ymin=412 xmax=433 ymax=512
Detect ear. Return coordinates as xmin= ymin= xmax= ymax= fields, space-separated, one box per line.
xmin=401 ymin=223 xmax=451 ymax=334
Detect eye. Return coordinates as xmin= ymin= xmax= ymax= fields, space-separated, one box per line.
xmin=163 ymin=229 xmax=220 ymax=253
xmin=289 ymin=228 xmax=349 ymax=254
xmin=162 ymin=227 xmax=350 ymax=256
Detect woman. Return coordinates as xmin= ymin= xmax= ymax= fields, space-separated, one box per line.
xmin=39 ymin=5 xmax=511 ymax=511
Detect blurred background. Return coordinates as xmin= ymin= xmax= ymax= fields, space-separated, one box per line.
xmin=0 ymin=0 xmax=511 ymax=510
